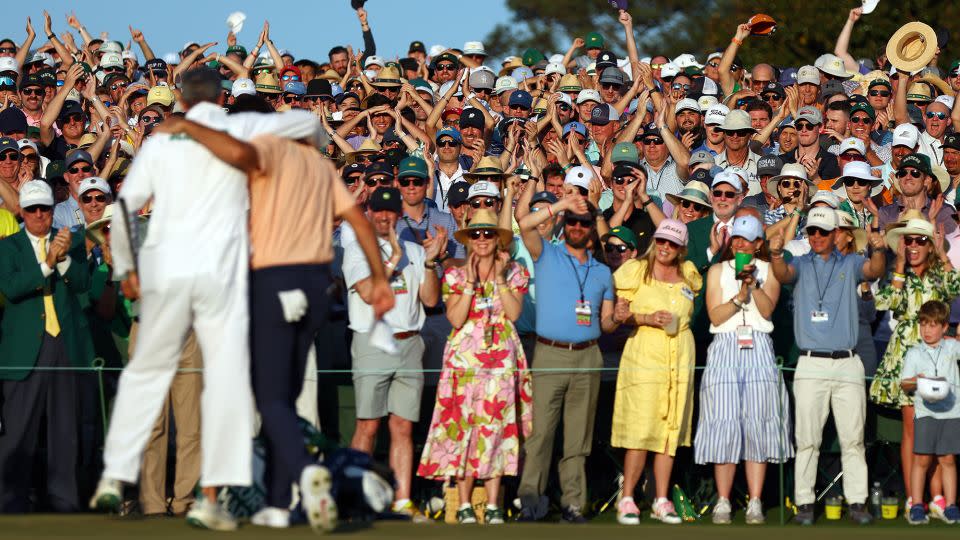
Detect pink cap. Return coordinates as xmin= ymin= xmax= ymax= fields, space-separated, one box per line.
xmin=653 ymin=218 xmax=689 ymax=246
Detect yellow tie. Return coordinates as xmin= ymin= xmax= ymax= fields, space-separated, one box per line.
xmin=37 ymin=237 xmax=61 ymax=337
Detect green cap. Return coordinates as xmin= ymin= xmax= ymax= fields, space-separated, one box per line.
xmin=585 ymin=32 xmax=604 ymax=49
xmin=226 ymin=45 xmax=248 ymax=57
xmin=611 ymin=142 xmax=639 ymax=165
xmin=850 ymin=102 xmax=876 ymax=119
xmin=522 ymin=48 xmax=545 ymax=67
xmin=26 ymin=126 xmax=40 ymax=139
xmin=398 ymin=156 xmax=428 ymax=179
xmin=951 ymin=60 xmax=960 ymax=73
xmin=46 ymin=160 xmax=66 ymax=180
xmin=899 ymin=152 xmax=932 ymax=177
xmin=603 ymin=226 xmax=639 ymax=250
xmin=684 ymin=66 xmax=703 ymax=77
xmin=385 ymin=61 xmax=402 ymax=72
xmin=867 ymin=78 xmax=892 ymax=90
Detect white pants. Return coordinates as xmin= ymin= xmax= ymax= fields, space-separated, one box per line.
xmin=103 ymin=273 xmax=254 ymax=487
xmin=793 ymin=354 xmax=867 ymax=505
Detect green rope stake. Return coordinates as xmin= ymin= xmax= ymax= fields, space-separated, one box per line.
xmin=92 ymin=357 xmax=108 ymax=435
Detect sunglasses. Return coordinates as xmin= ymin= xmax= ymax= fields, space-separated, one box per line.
xmin=601 ymin=83 xmax=621 ymax=90
xmin=282 ymin=95 xmax=301 ymax=104
xmin=654 ymin=237 xmax=680 ymax=247
xmin=364 ymin=177 xmax=393 ymax=187
xmin=896 ymin=169 xmax=923 ymax=179
xmin=69 ymin=165 xmax=93 ymax=174
xmin=304 ymin=95 xmax=333 ymax=103
xmin=671 ymin=83 xmax=690 ymax=92
xmin=0 ymin=152 xmax=19 ymax=162
xmin=509 ymin=104 xmax=530 ymax=112
xmin=565 ymin=216 xmax=593 ymax=228
xmin=904 ymin=235 xmax=930 ymax=246
xmin=280 ymin=74 xmax=301 ymax=81
xmin=726 ymin=129 xmax=753 ymax=138
xmin=843 ymin=178 xmax=873 ymax=187
xmin=21 ymin=153 xmax=39 ymax=162
xmin=435 ymin=64 xmax=456 ymax=71
xmin=779 ymin=180 xmax=803 ymax=189
xmin=558 ymin=103 xmax=571 ymax=112
xmin=807 ymin=227 xmax=832 ymax=237
xmin=56 ymin=80 xmax=64 ymax=87
xmin=795 ymin=121 xmax=817 ymax=132
xmin=612 ymin=176 xmax=632 ymax=185
xmin=141 ymin=115 xmax=161 ymax=124
xmin=840 ymin=153 xmax=866 ymax=162
xmin=712 ymin=189 xmax=737 ymax=199
xmin=761 ymin=94 xmax=782 ymax=102
xmin=0 ymin=47 xmax=16 ymax=54
xmin=23 ymin=204 xmax=52 ymax=214
xmin=20 ymin=88 xmax=43 ymax=96
xmin=604 ymin=243 xmax=631 ymax=254
xmin=679 ymin=200 xmax=703 ymax=209
xmin=103 ymin=66 xmax=123 ymax=73
xmin=344 ymin=175 xmax=361 ymax=185
xmin=110 ymin=82 xmax=128 ymax=91
xmin=470 ymin=198 xmax=498 ymax=209
xmin=437 ymin=140 xmax=460 ymax=148
xmin=347 ymin=82 xmax=363 ymax=90
xmin=868 ymin=89 xmax=891 ymax=97
xmin=926 ymin=111 xmax=948 ymax=120
xmin=398 ymin=177 xmax=427 ymax=187
xmin=650 ymin=63 xmax=665 ymax=69
xmin=81 ymin=193 xmax=107 ymax=203
xmin=468 ymin=229 xmax=497 ymax=240
xmin=642 ymin=137 xmax=664 ymax=146
xmin=707 ymin=62 xmax=720 ymax=68
xmin=849 ymin=115 xmax=873 ymax=125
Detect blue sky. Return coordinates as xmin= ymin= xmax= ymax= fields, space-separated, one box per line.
xmin=3 ymin=1 xmax=511 ymax=63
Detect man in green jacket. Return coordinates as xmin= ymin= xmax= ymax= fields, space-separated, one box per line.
xmin=0 ymin=180 xmax=92 ymax=512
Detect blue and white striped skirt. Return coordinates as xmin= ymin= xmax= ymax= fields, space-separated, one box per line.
xmin=694 ymin=331 xmax=794 ymax=464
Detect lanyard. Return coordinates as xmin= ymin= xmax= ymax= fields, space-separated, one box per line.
xmin=434 ymin=168 xmax=448 ymax=206
xmin=646 ymin=161 xmax=668 ymax=193
xmin=402 ymin=211 xmax=430 ymax=245
xmin=811 ymin=254 xmax=838 ymax=312
xmin=565 ymin=251 xmax=592 ymax=302
xmin=926 ymin=345 xmax=944 ymax=378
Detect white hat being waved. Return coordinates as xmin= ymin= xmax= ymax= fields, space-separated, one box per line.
xmin=19 ymin=180 xmax=54 ymax=208
xmin=767 ymin=163 xmax=813 ymax=198
xmin=805 ymin=207 xmax=838 ymax=233
xmin=704 ymin=104 xmax=730 ymax=126
xmin=79 ymin=177 xmax=112 ymax=198
xmin=467 ymin=180 xmax=502 ymax=200
xmin=837 ymin=137 xmax=866 ymax=156
xmin=885 ymin=217 xmax=935 ymax=251
xmin=564 ymin=166 xmax=592 ymax=190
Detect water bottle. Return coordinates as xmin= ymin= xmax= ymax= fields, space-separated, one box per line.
xmin=870 ymin=481 xmax=882 ymax=518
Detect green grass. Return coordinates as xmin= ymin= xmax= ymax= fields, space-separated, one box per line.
xmin=1 ymin=513 xmax=958 ymax=539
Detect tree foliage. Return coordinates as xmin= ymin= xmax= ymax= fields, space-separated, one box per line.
xmin=486 ymin=0 xmax=959 ymax=70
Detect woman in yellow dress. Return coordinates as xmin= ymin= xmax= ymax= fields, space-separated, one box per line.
xmin=611 ymin=219 xmax=702 ymax=525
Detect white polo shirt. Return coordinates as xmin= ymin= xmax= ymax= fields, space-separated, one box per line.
xmin=343 ymin=237 xmax=427 ymax=333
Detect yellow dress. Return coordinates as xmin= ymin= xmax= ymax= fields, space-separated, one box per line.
xmin=610 ymin=258 xmax=702 ymax=456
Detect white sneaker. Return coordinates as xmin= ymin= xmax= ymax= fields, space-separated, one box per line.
xmin=651 ymin=498 xmax=682 ymax=525
xmin=251 ymin=506 xmax=290 ymax=528
xmin=929 ymin=496 xmax=947 ymax=522
xmin=361 ymin=470 xmax=394 ymax=513
xmin=88 ymin=477 xmax=122 ymax=512
xmin=745 ymin=498 xmax=765 ymax=524
xmin=300 ymin=465 xmax=338 ymax=533
xmin=617 ymin=497 xmax=641 ymax=525
xmin=185 ymin=497 xmax=238 ymax=531
xmin=712 ymin=497 xmax=732 ymax=524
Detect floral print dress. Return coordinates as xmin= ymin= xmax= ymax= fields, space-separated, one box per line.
xmin=870 ymin=265 xmax=960 ymax=407
xmin=417 ymin=263 xmax=533 ymax=480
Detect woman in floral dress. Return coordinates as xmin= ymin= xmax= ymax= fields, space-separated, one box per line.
xmin=417 ymin=209 xmax=533 ymax=525
xmin=871 ymin=217 xmax=960 ymax=511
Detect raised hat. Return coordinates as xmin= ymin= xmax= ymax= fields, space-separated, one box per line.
xmin=887 ymin=22 xmax=939 ymax=73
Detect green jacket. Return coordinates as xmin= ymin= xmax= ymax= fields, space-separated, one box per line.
xmin=0 ymin=229 xmax=93 ymax=381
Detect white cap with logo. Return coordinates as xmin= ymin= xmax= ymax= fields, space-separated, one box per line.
xmin=19 ymin=180 xmax=54 ymax=208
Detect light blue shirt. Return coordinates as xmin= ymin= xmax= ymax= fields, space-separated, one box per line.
xmin=902 ymin=339 xmax=960 ymax=420
xmin=792 ymin=250 xmax=865 ymax=352
xmin=396 ymin=206 xmax=465 ymax=259
xmin=52 ymin=197 xmax=83 ymax=230
xmin=533 ymin=238 xmax=613 ymax=343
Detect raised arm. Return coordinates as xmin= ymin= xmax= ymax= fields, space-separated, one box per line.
xmin=619 ymin=11 xmax=639 ymax=68
xmin=834 ymin=8 xmax=862 ymax=73
xmin=893 ymin=72 xmax=910 ymax=125
xmin=42 ymin=13 xmax=73 ymax=70
xmin=861 ymin=231 xmax=887 ymax=280
xmin=41 ymin=64 xmax=83 ymax=147
xmin=174 ymin=42 xmax=217 ymax=81
xmin=15 ymin=17 xmax=36 ymax=71
xmin=562 ymin=37 xmax=585 ymax=70
xmin=357 ymin=7 xmax=376 ymax=56
xmin=129 ymin=25 xmax=156 ymax=61
xmin=719 ymin=23 xmax=751 ymax=98
xmin=65 ymin=11 xmax=94 ymax=47
xmin=519 ymin=187 xmax=584 ymax=260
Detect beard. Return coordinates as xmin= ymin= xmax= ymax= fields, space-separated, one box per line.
xmin=566 ymin=231 xmax=591 ymax=249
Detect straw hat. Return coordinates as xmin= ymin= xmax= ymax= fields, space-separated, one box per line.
xmin=463 ymin=156 xmax=505 ymax=183
xmin=254 ymin=71 xmax=281 ymax=94
xmin=886 ymin=22 xmax=938 ymax=73
xmin=85 ymin=203 xmax=114 ymax=246
xmin=666 ymin=181 xmax=711 ymax=209
xmin=885 ymin=217 xmax=935 ymax=250
xmin=345 ymin=139 xmax=382 ymax=164
xmin=836 ymin=211 xmax=867 ymax=253
xmin=372 ymin=66 xmax=403 ymax=88
xmin=453 ymin=208 xmax=512 ymax=248
xmin=882 ymin=208 xmax=925 ymax=233
xmin=318 ymin=69 xmax=341 ymax=82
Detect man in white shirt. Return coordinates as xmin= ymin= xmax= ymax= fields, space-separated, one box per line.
xmin=90 ymin=68 xmax=323 ymax=530
xmin=434 ymin=128 xmax=466 ymax=212
xmin=343 ymin=187 xmax=444 ymax=522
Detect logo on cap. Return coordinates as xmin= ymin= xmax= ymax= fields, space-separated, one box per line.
xmin=383 ymin=192 xmax=392 ymax=200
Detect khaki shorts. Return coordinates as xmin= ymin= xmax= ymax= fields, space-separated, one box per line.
xmin=351 ymin=331 xmax=425 ymax=422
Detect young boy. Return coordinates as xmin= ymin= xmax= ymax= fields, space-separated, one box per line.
xmin=901 ymin=300 xmax=960 ymax=525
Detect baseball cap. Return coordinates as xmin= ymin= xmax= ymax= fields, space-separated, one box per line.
xmin=508 ymin=90 xmax=533 ymax=109
xmin=147 ymin=85 xmax=176 ymax=107
xmin=78 ymin=176 xmax=111 ymax=197
xmin=795 ymin=106 xmax=823 ymax=125
xmin=598 ymin=67 xmax=625 ymax=86
xmin=712 ymin=171 xmax=743 ymax=192
xmin=100 ymin=53 xmax=123 ymax=69
xmin=0 ymin=136 xmax=19 ymax=156
xmin=613 ymin=163 xmax=639 ymax=179
xmin=675 ymin=98 xmax=700 ymax=114
xmin=838 ymin=137 xmax=866 ymax=156
xmin=468 ymin=180 xmax=502 ymax=200
xmin=603 ymin=226 xmax=640 ymax=250
xmin=19 ymin=180 xmax=54 ymax=208
xmin=564 ymin=166 xmax=592 ymax=190
xmin=796 ymin=65 xmax=820 ymax=85
xmin=469 ymin=69 xmax=496 ymax=91
xmin=447 ymin=181 xmax=471 ymax=207
xmin=731 ymin=215 xmax=764 ymax=241
xmin=530 ymin=191 xmax=558 ymax=207
xmin=944 ymin=133 xmax=960 ymax=151
xmin=511 ymin=66 xmax=534 ymax=82
xmin=698 ymin=95 xmax=719 ymax=111
xmin=19 ymin=74 xmax=42 ymax=90
xmin=436 ymin=127 xmax=463 ymax=144
xmin=368 ymin=187 xmax=402 ymax=213
xmin=653 ymin=219 xmax=688 ymax=246
xmin=231 ymin=78 xmax=257 ymax=98
xmin=805 ymin=207 xmax=838 ymax=232
xmin=522 ymin=48 xmax=545 ymax=67
xmin=720 ymin=109 xmax=754 ymax=132
xmin=398 ymin=156 xmax=428 ymax=179
xmin=459 ymin=108 xmax=484 ymax=131
xmin=850 ymin=102 xmax=876 ymax=119
xmin=899 ymin=153 xmax=933 ymax=176
xmin=595 ymin=51 xmax=618 ymax=72
xmin=463 ymin=41 xmax=487 ymax=56
xmin=576 ymin=89 xmax=602 ymax=105
xmin=493 ymin=76 xmax=518 ymax=95
xmin=57 ymin=101 xmax=85 ymax=122
xmin=65 ymin=149 xmax=94 ymax=168
xmin=660 ymin=63 xmax=680 ymax=79
xmin=585 ymin=32 xmax=604 ymax=49
xmin=760 ymin=82 xmax=786 ymax=99
xmin=756 ymin=155 xmax=783 ymax=177
xmin=589 ymin=104 xmax=619 ymax=125
xmin=283 ymin=81 xmax=306 ymax=95
xmin=892 ymin=123 xmax=920 ymax=148
xmin=689 ymin=150 xmax=716 ymax=168
xmin=562 ymin=121 xmax=588 ymax=139
xmin=810 ymin=190 xmax=840 ymax=209
xmin=409 ymin=41 xmax=426 ymax=54
xmin=0 ymin=57 xmax=19 ymax=75
xmin=704 ymin=104 xmax=730 ymax=126
xmin=611 ymin=142 xmax=639 ymax=164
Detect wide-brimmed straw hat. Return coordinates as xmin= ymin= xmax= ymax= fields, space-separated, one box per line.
xmin=836 ymin=211 xmax=867 ymax=253
xmin=887 ymin=22 xmax=938 ymax=73
xmin=453 ymin=208 xmax=512 ymax=247
xmin=885 ymin=217 xmax=935 ymax=251
xmin=463 ymin=156 xmax=505 ymax=183
xmin=666 ymin=181 xmax=711 ymax=209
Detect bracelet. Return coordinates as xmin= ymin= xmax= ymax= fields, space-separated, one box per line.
xmin=641 ymin=198 xmax=653 ymax=207
xmin=561 ymin=164 xmax=573 ymax=172
xmin=384 ymin=260 xmax=395 ymax=269
xmin=892 ymin=272 xmax=906 ymax=280
xmin=732 ymin=37 xmax=743 ymax=46
xmin=731 ymin=298 xmax=744 ymax=310
xmin=463 ymin=288 xmax=475 ymax=296
xmin=546 ymin=206 xmax=554 ymax=217
xmin=424 ymin=261 xmax=437 ymax=269
xmin=48 ymin=34 xmax=57 ymax=40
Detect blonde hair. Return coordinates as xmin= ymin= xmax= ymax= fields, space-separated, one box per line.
xmin=639 ymin=241 xmax=696 ymax=290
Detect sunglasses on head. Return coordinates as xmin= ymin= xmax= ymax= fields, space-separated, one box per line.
xmin=849 ymin=115 xmax=872 ymax=125
xmin=23 ymin=204 xmax=52 ymax=214
xmin=20 ymin=87 xmax=43 ymax=96
xmin=69 ymin=165 xmax=92 ymax=174
xmin=468 ymin=229 xmax=497 ymax=240
xmin=843 ymin=178 xmax=872 ymax=187
xmin=926 ymin=111 xmax=948 ymax=120
xmin=896 ymin=168 xmax=923 ymax=179
xmin=807 ymin=227 xmax=832 ymax=237
xmin=868 ymin=89 xmax=891 ymax=97
xmin=398 ymin=177 xmax=426 ymax=187
xmin=0 ymin=152 xmax=19 ymax=162
xmin=470 ymin=198 xmax=497 ymax=209
xmin=604 ymin=243 xmax=631 ymax=254
xmin=435 ymin=64 xmax=456 ymax=71
xmin=795 ymin=121 xmax=817 ymax=132
xmin=904 ymin=235 xmax=930 ymax=246
xmin=642 ymin=137 xmax=664 ymax=146
xmin=712 ymin=189 xmax=737 ymax=199
xmin=364 ymin=177 xmax=393 ymax=187
xmin=437 ymin=140 xmax=460 ymax=148
xmin=282 ymin=95 xmax=301 ymax=104
xmin=81 ymin=193 xmax=107 ymax=203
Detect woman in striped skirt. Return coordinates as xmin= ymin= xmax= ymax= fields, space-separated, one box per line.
xmin=694 ymin=214 xmax=793 ymax=525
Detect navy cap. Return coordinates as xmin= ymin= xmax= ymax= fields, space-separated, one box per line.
xmin=364 ymin=160 xmax=394 ymax=180
xmin=0 ymin=136 xmax=19 ymax=155
xmin=613 ymin=163 xmax=639 ymax=179
xmin=436 ymin=127 xmax=463 ymax=143
xmin=589 ymin=104 xmax=619 ymax=125
xmin=508 ymin=90 xmax=533 ymax=109
xmin=447 ymin=181 xmax=471 ymax=207
xmin=66 ymin=149 xmax=94 ymax=168
xmin=459 ymin=108 xmax=485 ymax=130
xmin=145 ymin=58 xmax=168 ymax=72
xmin=368 ymin=187 xmax=402 ymax=213
xmin=58 ymin=101 xmax=85 ymax=121
xmin=595 ymin=50 xmax=618 ymax=72
xmin=530 ymin=190 xmax=558 ymax=207
xmin=639 ymin=122 xmax=661 ymax=139
xmin=690 ymin=168 xmax=714 ymax=184
xmin=19 ymin=74 xmax=42 ymax=90
xmin=0 ymin=107 xmax=27 ymax=136
xmin=343 ymin=162 xmax=367 ymax=177
xmin=756 ymin=154 xmax=784 ymax=177
xmin=305 ymin=79 xmax=332 ymax=97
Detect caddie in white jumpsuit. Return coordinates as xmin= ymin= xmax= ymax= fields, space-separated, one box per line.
xmin=91 ymin=70 xmax=319 ymax=528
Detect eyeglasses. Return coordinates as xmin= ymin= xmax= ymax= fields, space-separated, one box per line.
xmin=140 ymin=114 xmax=161 ymax=124
xmin=470 ymin=198 xmax=497 ymax=209
xmin=712 ymin=189 xmax=737 ymax=199
xmin=282 ymin=95 xmax=301 ymax=104
xmin=20 ymin=88 xmax=43 ymax=96
xmin=926 ymin=111 xmax=948 ymax=120
xmin=604 ymin=243 xmax=630 ymax=254
xmin=795 ymin=121 xmax=817 ymax=132
xmin=22 ymin=205 xmax=52 ymax=214
xmin=849 ymin=115 xmax=873 ymax=125
xmin=726 ymin=129 xmax=753 ymax=138
xmin=896 ymin=169 xmax=923 ymax=179
xmin=81 ymin=193 xmax=107 ymax=203
xmin=564 ymin=216 xmax=593 ymax=228
xmin=468 ymin=229 xmax=497 ymax=240
xmin=778 ymin=180 xmax=802 ymax=189
xmin=761 ymin=94 xmax=782 ymax=102
xmin=654 ymin=237 xmax=680 ymax=247
xmin=843 ymin=178 xmax=873 ymax=187
xmin=437 ymin=140 xmax=460 ymax=148
xmin=904 ymin=235 xmax=930 ymax=246
xmin=69 ymin=165 xmax=92 ymax=174
xmin=868 ymin=89 xmax=891 ymax=97
xmin=671 ymin=83 xmax=690 ymax=92
xmin=807 ymin=227 xmax=832 ymax=237
xmin=642 ymin=137 xmax=664 ymax=146
xmin=363 ymin=177 xmax=393 ymax=187
xmin=0 ymin=152 xmax=19 ymax=162
xmin=435 ymin=64 xmax=456 ymax=71
xmin=398 ymin=177 xmax=427 ymax=187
